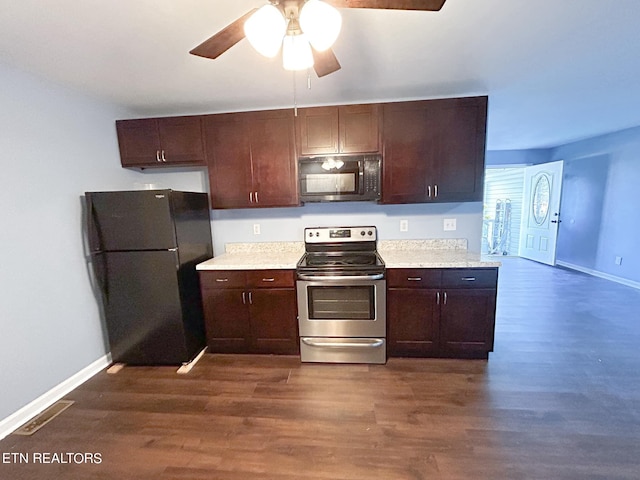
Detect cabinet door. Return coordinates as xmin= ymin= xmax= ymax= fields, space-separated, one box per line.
xmin=297 ymin=105 xmax=381 ymax=155
xmin=381 ymin=102 xmax=438 ymax=204
xmin=116 ymin=118 xmax=161 ymax=167
xmin=430 ymin=97 xmax=487 ymax=202
xmin=249 ymin=289 xmax=299 ymax=355
xmin=204 ymin=114 xmax=252 ymax=209
xmin=339 ymin=104 xmax=381 ymax=153
xmin=116 ymin=117 xmax=206 ymax=168
xmin=157 ymin=116 xmax=205 ymax=165
xmin=247 ymin=110 xmax=299 ymax=208
xmin=382 ymin=97 xmax=487 ymax=204
xmin=297 ymin=106 xmax=339 ymax=155
xmin=201 ymin=288 xmax=251 ymax=353
xmin=439 ymin=288 xmax=496 ymax=358
xmin=387 ymin=288 xmax=440 ymax=357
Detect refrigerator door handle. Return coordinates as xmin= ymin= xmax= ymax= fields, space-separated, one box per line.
xmin=92 ymin=252 xmax=109 ymax=304
xmin=85 ymin=194 xmax=106 ymax=253
xmin=169 ymin=248 xmax=180 ymax=269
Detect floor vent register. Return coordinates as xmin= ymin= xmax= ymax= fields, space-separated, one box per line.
xmin=13 ymin=400 xmax=74 ymax=436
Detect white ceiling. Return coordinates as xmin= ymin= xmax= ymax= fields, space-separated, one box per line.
xmin=2 ymin=0 xmax=640 ymax=150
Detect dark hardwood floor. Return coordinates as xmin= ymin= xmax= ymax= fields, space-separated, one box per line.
xmin=2 ymin=258 xmax=640 ymax=479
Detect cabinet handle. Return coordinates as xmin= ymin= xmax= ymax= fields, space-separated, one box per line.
xmin=407 ymin=277 xmax=422 ymax=281
xmin=215 ymin=278 xmax=229 ymax=282
xmin=443 ymin=291 xmax=448 ymax=305
xmin=161 ymin=150 xmax=167 ymax=162
xmin=156 ymin=150 xmax=161 ymax=162
xmin=248 ymin=292 xmax=253 ymax=304
xmin=436 ymin=291 xmax=440 ymax=305
xmin=255 ymin=191 xmax=259 ymax=203
xmin=242 ymin=291 xmax=246 ymax=304
xmin=461 ymin=277 xmax=476 ymax=282
xmin=250 ymin=192 xmax=254 ymax=203
xmin=262 ymin=278 xmax=275 ymax=282
xmin=427 ymin=185 xmax=432 ymax=198
xmin=434 ymin=184 xmax=438 ymax=197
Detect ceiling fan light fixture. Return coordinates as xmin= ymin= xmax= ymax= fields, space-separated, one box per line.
xmin=244 ymin=4 xmax=286 ymax=58
xmin=299 ymin=0 xmax=342 ymax=52
xmin=282 ymin=32 xmax=314 ymax=71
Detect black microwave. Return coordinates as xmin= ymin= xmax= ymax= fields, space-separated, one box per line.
xmin=298 ymin=154 xmax=382 ymax=203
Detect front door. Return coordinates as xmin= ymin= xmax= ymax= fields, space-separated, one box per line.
xmin=519 ymin=161 xmax=564 ymax=265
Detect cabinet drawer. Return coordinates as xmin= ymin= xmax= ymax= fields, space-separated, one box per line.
xmin=199 ymin=270 xmax=246 ymax=289
xmin=387 ymin=269 xmax=441 ymax=288
xmin=246 ymin=269 xmax=295 ymax=288
xmin=441 ymin=268 xmax=498 ymax=288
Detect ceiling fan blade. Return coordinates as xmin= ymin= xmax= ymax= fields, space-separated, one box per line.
xmin=326 ymin=0 xmax=446 ymax=10
xmin=312 ymin=48 xmax=342 ymax=77
xmin=190 ymin=8 xmax=258 ymax=60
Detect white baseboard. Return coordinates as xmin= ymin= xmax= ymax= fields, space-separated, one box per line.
xmin=557 ymin=261 xmax=640 ymax=290
xmin=0 ymin=353 xmax=111 ymax=440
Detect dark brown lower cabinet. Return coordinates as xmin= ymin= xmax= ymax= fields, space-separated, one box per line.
xmin=387 ymin=268 xmax=497 ymax=359
xmin=387 ymin=287 xmax=440 ymax=357
xmin=199 ymin=269 xmax=299 ymax=355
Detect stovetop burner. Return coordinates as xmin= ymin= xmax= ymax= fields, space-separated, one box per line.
xmin=305 ymin=252 xmax=380 ymax=267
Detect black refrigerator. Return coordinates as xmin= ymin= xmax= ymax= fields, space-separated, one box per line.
xmin=85 ymin=189 xmax=213 ymax=365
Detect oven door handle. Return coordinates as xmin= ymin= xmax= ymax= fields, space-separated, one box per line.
xmin=297 ymin=273 xmax=384 ymax=281
xmin=301 ymin=338 xmax=385 ymax=349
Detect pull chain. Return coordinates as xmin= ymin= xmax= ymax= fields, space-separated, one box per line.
xmin=293 ymin=71 xmax=297 ymax=117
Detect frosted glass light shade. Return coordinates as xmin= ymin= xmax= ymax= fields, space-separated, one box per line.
xmin=282 ymin=33 xmax=314 ymax=71
xmin=244 ymin=5 xmax=286 ymax=58
xmin=299 ymin=0 xmax=342 ymax=51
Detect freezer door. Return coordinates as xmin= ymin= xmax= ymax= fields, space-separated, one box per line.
xmin=98 ymin=250 xmax=204 ymax=365
xmin=86 ymin=190 xmax=178 ymax=252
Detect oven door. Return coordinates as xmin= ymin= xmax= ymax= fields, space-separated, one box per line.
xmin=296 ymin=275 xmax=386 ymax=338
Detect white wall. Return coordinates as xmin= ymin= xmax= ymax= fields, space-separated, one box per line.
xmin=0 ymin=61 xmax=205 ymax=423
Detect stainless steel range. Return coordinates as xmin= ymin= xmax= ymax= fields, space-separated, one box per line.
xmin=296 ymin=226 xmax=386 ymax=364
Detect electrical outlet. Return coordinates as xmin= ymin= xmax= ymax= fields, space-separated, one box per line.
xmin=615 ymin=256 xmax=623 ymax=265
xmin=400 ymin=219 xmax=409 ymax=232
xmin=443 ymin=218 xmax=457 ymax=231
xmin=253 ymin=224 xmax=261 ymax=235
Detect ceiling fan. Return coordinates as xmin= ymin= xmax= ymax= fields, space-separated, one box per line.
xmin=190 ymin=0 xmax=447 ymax=77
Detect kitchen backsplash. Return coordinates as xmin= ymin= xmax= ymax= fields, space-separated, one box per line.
xmin=209 ymin=201 xmax=483 ymax=256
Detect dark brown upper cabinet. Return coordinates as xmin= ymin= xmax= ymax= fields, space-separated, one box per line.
xmin=204 ymin=109 xmax=299 ymax=209
xmin=116 ymin=116 xmax=206 ymax=168
xmin=296 ymin=104 xmax=381 ymax=155
xmin=382 ymin=96 xmax=487 ymax=204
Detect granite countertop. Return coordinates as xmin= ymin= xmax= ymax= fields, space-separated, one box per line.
xmin=196 ymin=242 xmax=304 ymax=270
xmin=378 ymin=239 xmax=502 ymax=269
xmin=196 ymin=239 xmax=501 ymax=271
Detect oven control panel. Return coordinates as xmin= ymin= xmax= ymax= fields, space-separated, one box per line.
xmin=304 ymin=226 xmax=377 ymax=243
